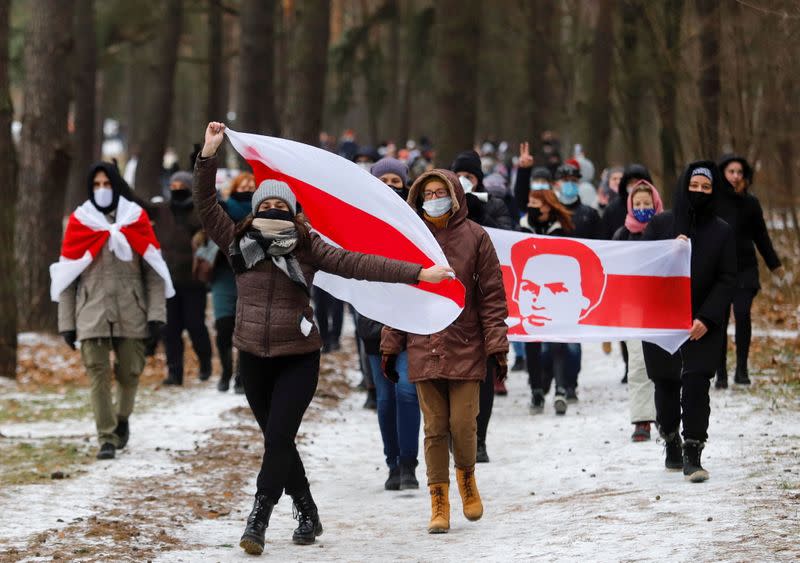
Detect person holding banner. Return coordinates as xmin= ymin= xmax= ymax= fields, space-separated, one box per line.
xmin=382 ymin=169 xmax=509 ymax=534
xmin=643 ymin=161 xmax=736 ymax=483
xmin=194 ymin=122 xmax=454 ymax=555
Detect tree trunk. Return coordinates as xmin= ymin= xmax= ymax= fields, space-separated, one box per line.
xmin=237 ymin=0 xmax=277 ymax=136
xmin=208 ymin=0 xmax=224 ymax=121
xmin=282 ymin=0 xmax=330 ymax=146
xmin=697 ymin=0 xmax=720 ymax=157
xmin=134 ymin=0 xmax=183 ymax=199
xmin=14 ymin=0 xmax=74 ymax=332
xmin=525 ymin=0 xmax=556 ymax=144
xmin=433 ymin=0 xmax=480 ymax=166
xmin=65 ymin=0 xmax=97 ymax=214
xmin=0 ymin=0 xmax=17 ymax=376
xmin=586 ymin=0 xmax=614 ymax=168
xmin=616 ymin=0 xmax=643 ymax=160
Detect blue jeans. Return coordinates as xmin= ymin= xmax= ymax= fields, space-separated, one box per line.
xmin=368 ymin=352 xmax=420 ymax=469
xmin=512 ymin=341 xmax=526 ymax=360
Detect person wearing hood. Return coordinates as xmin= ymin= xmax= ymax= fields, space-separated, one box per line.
xmin=712 ymin=155 xmax=784 ymax=387
xmin=613 ymin=179 xmax=664 ymax=442
xmin=600 ymin=163 xmax=652 ymax=240
xmin=196 ymin=123 xmax=453 ymax=554
xmin=450 ymin=149 xmax=513 ymax=463
xmin=57 ymin=162 xmax=168 ymax=460
xmin=573 ymin=148 xmax=599 ymax=210
xmin=642 ymin=161 xmax=736 ymax=483
xmin=597 ymin=166 xmax=624 ymax=215
xmin=150 ymin=170 xmax=213 ymax=386
xmin=381 ymin=169 xmax=508 ymax=534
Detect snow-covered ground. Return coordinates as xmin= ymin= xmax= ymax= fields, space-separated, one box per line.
xmin=1 ymin=342 xmax=798 ymax=562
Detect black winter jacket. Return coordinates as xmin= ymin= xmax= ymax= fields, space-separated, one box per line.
xmin=465 ymin=192 xmax=515 ymax=230
xmin=564 ymin=199 xmax=601 ymax=239
xmin=642 ymin=160 xmax=736 ymax=377
xmin=600 ymin=164 xmax=652 ymax=240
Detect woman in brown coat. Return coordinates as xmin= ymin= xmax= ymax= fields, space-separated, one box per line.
xmin=196 ymin=123 xmax=453 ymax=555
xmin=381 ymin=169 xmax=509 ymax=534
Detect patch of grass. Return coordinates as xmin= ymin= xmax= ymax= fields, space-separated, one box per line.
xmin=0 ymin=439 xmax=94 ymax=486
xmin=0 ymin=388 xmax=92 ymax=424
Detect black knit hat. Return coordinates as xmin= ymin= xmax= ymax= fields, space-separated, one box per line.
xmin=531 ymin=166 xmax=553 ymax=182
xmin=451 ymin=150 xmax=484 ymax=183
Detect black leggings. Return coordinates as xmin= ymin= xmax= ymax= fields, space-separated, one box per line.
xmin=525 ymin=342 xmax=570 ymax=394
xmin=476 ymin=363 xmax=494 ymax=444
xmin=718 ymin=287 xmax=758 ymax=377
xmin=239 ymin=350 xmax=320 ymax=503
xmin=652 ymin=372 xmax=712 ymax=442
xmin=165 ymin=286 xmax=213 ymax=381
xmin=215 ymin=316 xmax=235 ymax=381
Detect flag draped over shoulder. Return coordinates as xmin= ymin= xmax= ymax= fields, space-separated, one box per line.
xmin=225 ymin=128 xmax=466 ymax=335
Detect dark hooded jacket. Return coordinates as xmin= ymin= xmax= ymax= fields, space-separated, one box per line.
xmin=451 ymin=150 xmax=514 ymax=230
xmin=563 ymin=199 xmax=601 ymax=239
xmin=642 ymin=160 xmax=736 ymax=378
xmin=714 ymin=154 xmax=781 ymax=289
xmin=381 ymin=169 xmax=509 ymax=383
xmin=600 ymin=164 xmax=652 ymax=240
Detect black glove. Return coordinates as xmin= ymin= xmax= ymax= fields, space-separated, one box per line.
xmin=489 ymin=353 xmax=508 ymax=383
xmin=381 ymin=354 xmax=399 ymax=384
xmin=146 ymin=321 xmax=165 ymax=354
xmin=60 ymin=330 xmax=77 ymax=350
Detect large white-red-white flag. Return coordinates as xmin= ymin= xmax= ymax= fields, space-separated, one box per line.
xmin=490 ymin=228 xmax=691 ymax=352
xmin=225 ymin=129 xmax=466 ymax=335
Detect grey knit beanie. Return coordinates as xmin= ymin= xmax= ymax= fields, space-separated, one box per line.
xmin=370 ymin=157 xmax=408 ymax=186
xmin=169 ymin=171 xmax=193 ymax=189
xmin=251 ymin=179 xmax=297 ymax=214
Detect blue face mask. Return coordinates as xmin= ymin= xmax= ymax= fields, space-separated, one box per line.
xmin=632 ymin=207 xmax=656 ymax=223
xmin=559 ymin=181 xmax=579 ymax=204
xmin=530 ymin=182 xmax=550 ymax=191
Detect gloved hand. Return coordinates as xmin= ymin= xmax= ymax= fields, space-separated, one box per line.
xmin=489 ymin=353 xmax=508 ymax=383
xmin=146 ymin=320 xmax=165 ymax=352
xmin=381 ymin=354 xmax=399 ymax=384
xmin=60 ymin=330 xmax=77 ymax=350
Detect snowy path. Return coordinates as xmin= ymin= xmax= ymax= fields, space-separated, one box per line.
xmin=155 ymin=345 xmax=799 ymax=562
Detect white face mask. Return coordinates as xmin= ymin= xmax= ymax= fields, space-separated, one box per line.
xmin=459 ymin=176 xmax=474 ymax=193
xmin=357 ymin=162 xmax=373 ymax=171
xmin=422 ymin=196 xmax=453 ymax=218
xmin=94 ymin=187 xmax=114 ymax=208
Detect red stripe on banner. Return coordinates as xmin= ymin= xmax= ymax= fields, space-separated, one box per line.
xmin=121 ymin=209 xmax=161 ymax=255
xmin=501 ymin=266 xmax=691 ymax=329
xmin=243 ymin=149 xmax=465 ymax=308
xmin=61 ymin=213 xmax=109 ymax=260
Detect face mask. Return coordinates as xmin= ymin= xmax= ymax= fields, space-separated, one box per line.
xmin=527 ymin=206 xmax=543 ymax=224
xmin=93 ymin=187 xmax=113 ymax=208
xmin=632 ymin=208 xmax=656 ymax=223
xmin=687 ymin=191 xmax=712 ymax=214
xmin=357 ymin=162 xmax=373 ymax=171
xmin=558 ymin=181 xmax=579 ymax=204
xmin=422 ymin=196 xmax=452 ymax=218
xmin=530 ymin=182 xmax=550 ymax=191
xmin=171 ymin=188 xmax=192 ymax=201
xmin=230 ymin=191 xmax=252 ymax=202
xmin=392 ymin=188 xmax=408 ymax=199
xmin=255 ymin=208 xmax=294 ymax=222
xmin=459 ymin=176 xmax=474 ymax=193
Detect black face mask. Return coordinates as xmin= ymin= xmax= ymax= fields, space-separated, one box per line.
xmin=230 ymin=191 xmax=252 ymax=202
xmin=255 ymin=209 xmax=294 ymax=222
xmin=527 ymin=206 xmax=543 ymax=224
xmin=392 ymin=187 xmax=409 ymax=200
xmin=171 ymin=188 xmax=192 ymax=202
xmin=687 ymin=190 xmax=713 ymax=215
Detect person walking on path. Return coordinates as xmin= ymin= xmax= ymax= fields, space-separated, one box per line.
xmin=195 ymin=122 xmax=454 ymax=555
xmin=382 ymin=169 xmax=509 ymax=534
xmin=55 ymin=162 xmax=169 ymax=460
xmin=612 ymin=179 xmax=664 ymax=441
xmin=643 ymin=161 xmax=736 ymax=483
xmin=712 ymin=154 xmax=784 ymax=388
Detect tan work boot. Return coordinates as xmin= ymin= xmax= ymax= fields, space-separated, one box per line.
xmin=456 ymin=466 xmax=483 ymax=521
xmin=428 ymin=483 xmax=450 ymax=534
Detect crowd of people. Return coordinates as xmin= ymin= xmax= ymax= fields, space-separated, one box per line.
xmin=53 ymin=121 xmax=785 ymax=555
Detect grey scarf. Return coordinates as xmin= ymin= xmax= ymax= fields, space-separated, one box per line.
xmin=230 ymin=218 xmax=308 ymax=294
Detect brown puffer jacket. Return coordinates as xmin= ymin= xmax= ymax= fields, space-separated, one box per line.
xmin=381 ymin=169 xmax=509 ymax=383
xmin=193 ymin=155 xmax=423 ymax=358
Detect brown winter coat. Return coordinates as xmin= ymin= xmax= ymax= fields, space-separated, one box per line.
xmin=381 ymin=169 xmax=509 ymax=383
xmin=193 ymin=155 xmax=423 ymax=358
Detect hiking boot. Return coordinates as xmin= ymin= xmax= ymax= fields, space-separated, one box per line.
xmin=566 ymin=387 xmax=578 ymax=403
xmin=456 ymin=466 xmax=483 ymax=521
xmin=494 ymin=378 xmax=508 ymax=396
xmin=511 ymin=357 xmax=525 ymax=372
xmin=399 ymin=462 xmax=419 ymax=490
xmin=113 ymin=418 xmax=130 ymax=449
xmin=714 ymin=374 xmax=728 ymax=389
xmin=233 ymin=376 xmax=245 ymax=395
xmin=683 ymin=440 xmax=709 ymax=482
xmin=554 ymin=393 xmax=567 ymax=415
xmin=661 ymin=430 xmax=683 ymax=471
xmin=162 ymin=373 xmax=182 ymax=386
xmin=217 ymin=377 xmax=231 ymax=392
xmin=631 ymin=422 xmax=651 ymax=442
xmin=363 ymin=388 xmax=377 ymax=410
xmin=734 ymin=367 xmax=751 ymax=385
xmin=96 ymin=442 xmax=116 ymax=460
xmin=428 ymin=483 xmax=450 ymax=533
xmin=530 ymin=390 xmax=545 ymax=414
xmin=198 ymin=367 xmax=212 ymax=382
xmin=476 ymin=440 xmax=490 ymax=463
xmin=385 ymin=467 xmax=401 ymax=491
xmin=290 ymin=489 xmax=323 ymax=545
xmin=239 ymin=494 xmax=275 ymax=555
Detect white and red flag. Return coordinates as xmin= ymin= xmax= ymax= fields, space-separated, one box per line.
xmin=489 ymin=228 xmax=691 ymax=353
xmin=50 ymin=197 xmax=175 ymax=301
xmin=225 ymin=128 xmax=466 ymax=335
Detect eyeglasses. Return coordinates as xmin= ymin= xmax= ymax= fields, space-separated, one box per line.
xmin=423 ymin=189 xmax=450 ymax=200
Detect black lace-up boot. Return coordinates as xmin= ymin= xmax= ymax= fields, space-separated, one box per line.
xmin=239 ymin=494 xmax=275 ymax=555
xmin=291 ymin=489 xmax=323 ymax=545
